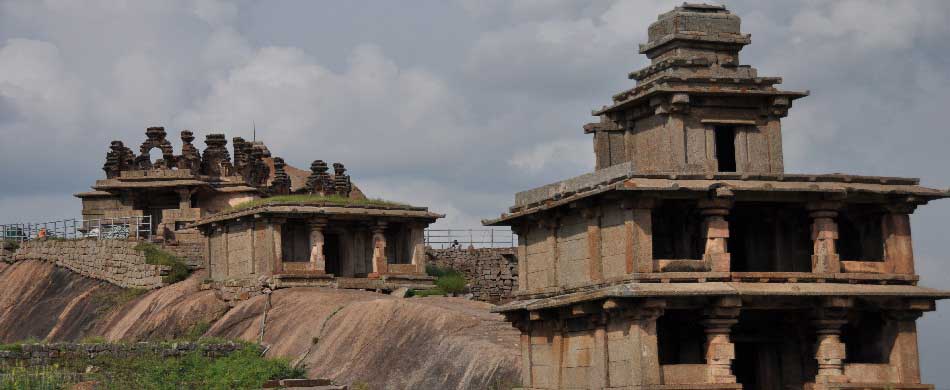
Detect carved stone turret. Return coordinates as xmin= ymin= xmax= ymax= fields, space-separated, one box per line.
xmin=176 ymin=130 xmax=201 ymax=172
xmin=103 ymin=141 xmax=135 ymax=178
xmin=232 ymin=137 xmax=251 ymax=175
xmin=588 ymin=3 xmax=808 ymax=174
xmin=245 ymin=145 xmax=270 ymax=187
xmin=333 ymin=163 xmax=352 ymax=197
xmin=133 ymin=126 xmax=175 ymax=170
xmin=201 ymin=134 xmax=233 ymax=177
xmin=305 ymin=160 xmax=333 ymax=196
xmin=270 ymin=157 xmax=292 ymax=195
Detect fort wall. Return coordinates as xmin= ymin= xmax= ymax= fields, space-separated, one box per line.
xmin=12 ymin=239 xmax=168 ymax=289
xmin=426 ymin=248 xmax=518 ymax=303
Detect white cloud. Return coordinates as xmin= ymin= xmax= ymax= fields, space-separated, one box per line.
xmin=509 ymin=137 xmax=593 ymax=174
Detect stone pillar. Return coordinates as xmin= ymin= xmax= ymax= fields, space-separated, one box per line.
xmin=635 ymin=299 xmax=665 ymax=385
xmin=176 ymin=188 xmax=193 ymax=210
xmin=703 ymin=297 xmax=740 ymax=383
xmin=889 ymin=311 xmax=923 ymax=384
xmin=370 ymin=222 xmax=388 ymax=277
xmin=883 ymin=203 xmax=917 ymax=275
xmin=308 ymin=219 xmax=327 ymax=274
xmin=409 ymin=224 xmax=426 ymax=274
xmin=808 ymin=201 xmax=841 ymax=273
xmin=582 ymin=207 xmax=603 ymax=281
xmin=622 ymin=198 xmax=655 ymax=274
xmin=591 ymin=312 xmax=609 ymax=389
xmin=272 ymin=219 xmax=285 ymax=273
xmin=513 ymin=224 xmax=528 ymax=292
xmin=541 ymin=217 xmax=560 ymax=287
xmin=699 ymin=196 xmax=733 ymax=272
xmin=813 ymin=298 xmax=851 ymax=384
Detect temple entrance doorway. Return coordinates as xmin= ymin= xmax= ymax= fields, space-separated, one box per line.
xmin=325 ymin=233 xmax=341 ymax=275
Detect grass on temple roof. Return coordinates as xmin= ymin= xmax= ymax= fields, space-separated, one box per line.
xmin=229 ymin=194 xmax=409 ymax=211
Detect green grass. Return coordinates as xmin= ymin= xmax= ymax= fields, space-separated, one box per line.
xmin=0 ymin=343 xmax=303 ymax=390
xmin=409 ymin=288 xmax=447 ymax=297
xmin=90 ymin=288 xmax=148 ymax=316
xmin=228 ymin=194 xmax=408 ymax=211
xmin=134 ymin=243 xmax=191 ymax=284
xmin=417 ymin=265 xmax=467 ymax=296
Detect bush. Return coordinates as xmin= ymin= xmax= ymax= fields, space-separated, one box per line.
xmin=409 ymin=288 xmax=446 ymax=298
xmin=435 ymin=272 xmax=466 ymax=295
xmin=134 ymin=243 xmax=191 ymax=284
xmin=91 ymin=288 xmax=148 ymax=316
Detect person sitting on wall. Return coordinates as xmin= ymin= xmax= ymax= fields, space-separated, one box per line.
xmin=450 ymin=240 xmax=461 ymax=250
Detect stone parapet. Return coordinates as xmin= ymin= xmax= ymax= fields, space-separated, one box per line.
xmin=426 ymin=248 xmax=518 ymax=303
xmin=12 ymin=239 xmax=168 ymax=289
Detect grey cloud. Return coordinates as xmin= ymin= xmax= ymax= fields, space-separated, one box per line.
xmin=1 ymin=0 xmax=950 ymax=383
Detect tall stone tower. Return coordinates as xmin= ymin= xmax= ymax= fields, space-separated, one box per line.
xmin=586 ymin=3 xmax=805 ymax=174
xmin=486 ymin=4 xmax=949 ymax=390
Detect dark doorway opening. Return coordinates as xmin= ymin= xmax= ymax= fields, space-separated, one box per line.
xmin=652 ymin=200 xmax=704 ymax=260
xmin=281 ymin=221 xmax=310 ymax=262
xmin=837 ymin=206 xmax=885 ymax=261
xmin=657 ymin=310 xmax=705 ymax=365
xmin=325 ymin=233 xmax=342 ymax=275
xmin=715 ymin=126 xmax=737 ymax=172
xmin=729 ymin=204 xmax=812 ymax=272
xmin=732 ymin=310 xmax=814 ymax=390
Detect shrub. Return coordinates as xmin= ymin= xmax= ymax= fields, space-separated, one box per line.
xmin=435 ymin=272 xmax=466 ymax=295
xmin=90 ymin=288 xmax=147 ymax=316
xmin=184 ymin=322 xmax=212 ymax=341
xmin=134 ymin=243 xmax=191 ymax=284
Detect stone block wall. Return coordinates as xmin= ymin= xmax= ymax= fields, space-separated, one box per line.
xmin=426 ymin=248 xmax=518 ymax=303
xmin=0 ymin=342 xmax=251 ymax=368
xmin=159 ymin=240 xmax=207 ymax=269
xmin=13 ymin=239 xmax=169 ymax=289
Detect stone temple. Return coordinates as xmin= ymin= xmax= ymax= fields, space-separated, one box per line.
xmin=77 ymin=126 xmax=441 ymax=295
xmin=485 ymin=4 xmax=949 ymax=390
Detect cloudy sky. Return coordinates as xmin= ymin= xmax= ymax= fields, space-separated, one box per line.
xmin=1 ymin=0 xmax=950 ymax=383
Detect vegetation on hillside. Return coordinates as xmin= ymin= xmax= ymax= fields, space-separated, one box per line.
xmin=411 ymin=265 xmax=467 ymax=297
xmin=0 ymin=342 xmax=304 ymax=390
xmin=228 ymin=194 xmax=408 ymax=211
xmin=134 ymin=243 xmax=191 ymax=284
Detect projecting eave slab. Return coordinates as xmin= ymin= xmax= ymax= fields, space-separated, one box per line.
xmin=491 ymin=282 xmax=950 ymax=313
xmin=191 ymin=203 xmax=444 ymax=228
xmin=593 ymin=85 xmax=809 ymax=116
xmin=483 ymin=164 xmax=950 ymax=226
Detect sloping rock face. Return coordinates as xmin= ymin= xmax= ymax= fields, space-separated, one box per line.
xmin=0 ymin=260 xmax=522 ymax=389
xmin=0 ymin=260 xmax=119 ymax=342
xmin=210 ymin=289 xmax=522 ymax=390
xmin=95 ymin=270 xmax=229 ymax=341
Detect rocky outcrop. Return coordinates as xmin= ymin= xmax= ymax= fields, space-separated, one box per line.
xmin=0 ymin=260 xmax=120 ymax=342
xmin=0 ymin=260 xmax=522 ymax=389
xmin=209 ymin=289 xmax=522 ymax=390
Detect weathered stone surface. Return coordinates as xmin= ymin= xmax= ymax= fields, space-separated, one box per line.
xmin=13 ymin=240 xmax=168 ymax=289
xmin=426 ymin=248 xmax=518 ymax=303
xmin=209 ymin=289 xmax=521 ymax=390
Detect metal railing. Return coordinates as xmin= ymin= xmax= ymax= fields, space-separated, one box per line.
xmin=0 ymin=216 xmax=152 ymax=242
xmin=424 ymin=228 xmax=517 ymax=249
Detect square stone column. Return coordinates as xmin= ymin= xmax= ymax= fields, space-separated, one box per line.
xmin=582 ymin=207 xmax=603 ymax=281
xmin=409 ymin=223 xmax=426 ymax=274
xmin=703 ymin=297 xmax=740 ymax=383
xmin=308 ymin=218 xmax=328 ymax=274
xmin=812 ymin=298 xmax=852 ymax=384
xmin=808 ymin=201 xmax=841 ymax=273
xmin=369 ymin=221 xmax=388 ymax=277
xmin=883 ymin=202 xmax=918 ymax=275
xmin=699 ymin=196 xmax=733 ymax=272
xmin=621 ymin=198 xmax=655 ymax=274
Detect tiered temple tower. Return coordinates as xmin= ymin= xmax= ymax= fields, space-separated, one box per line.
xmin=486 ymin=4 xmax=949 ymax=390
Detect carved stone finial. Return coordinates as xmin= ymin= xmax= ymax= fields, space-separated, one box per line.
xmin=270 ymin=157 xmax=291 ymax=195
xmin=201 ymin=134 xmax=233 ymax=176
xmin=103 ymin=140 xmax=135 ymax=178
xmin=305 ymin=160 xmax=333 ymax=195
xmin=332 ymin=162 xmax=352 ymax=197
xmin=176 ymin=130 xmax=201 ymax=173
